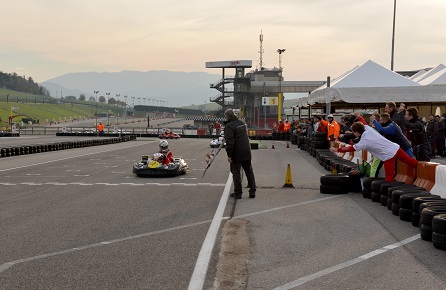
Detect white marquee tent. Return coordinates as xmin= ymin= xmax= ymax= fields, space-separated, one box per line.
xmin=298 ymin=60 xmax=446 ymax=107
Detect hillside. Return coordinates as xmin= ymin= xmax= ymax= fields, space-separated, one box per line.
xmin=0 ymin=88 xmax=109 ymax=127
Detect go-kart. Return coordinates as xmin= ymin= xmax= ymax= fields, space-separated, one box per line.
xmin=159 ymin=132 xmax=181 ymax=139
xmin=133 ymin=154 xmax=188 ymax=177
xmin=210 ymin=137 xmax=226 ymax=148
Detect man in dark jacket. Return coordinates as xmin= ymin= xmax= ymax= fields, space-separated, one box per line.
xmin=401 ymin=107 xmax=430 ymax=161
xmin=386 ymin=101 xmax=406 ymax=136
xmin=224 ymin=108 xmax=256 ymax=199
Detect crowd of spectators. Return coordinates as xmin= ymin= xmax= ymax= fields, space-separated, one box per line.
xmin=286 ymin=101 xmax=446 ymax=163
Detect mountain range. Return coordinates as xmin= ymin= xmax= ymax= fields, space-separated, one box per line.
xmin=41 ymin=70 xmax=222 ymax=106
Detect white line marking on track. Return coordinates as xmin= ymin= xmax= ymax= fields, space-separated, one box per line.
xmin=66 ymin=170 xmax=80 ymax=172
xmin=74 ymin=175 xmax=90 ymax=177
xmin=0 ymin=219 xmax=221 ymax=274
xmin=188 ymin=173 xmax=232 ymax=290
xmin=0 ymin=143 xmax=146 ymax=173
xmin=26 ymin=174 xmax=41 ymax=176
xmin=272 ymin=234 xmax=421 ymax=290
xmin=111 ymin=171 xmax=126 ymax=174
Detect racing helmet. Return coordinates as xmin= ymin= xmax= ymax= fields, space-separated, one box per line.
xmin=159 ymin=140 xmax=169 ymax=153
xmin=153 ymin=152 xmax=164 ymax=161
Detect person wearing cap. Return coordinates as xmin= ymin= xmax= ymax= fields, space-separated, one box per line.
xmin=320 ymin=114 xmax=340 ymax=140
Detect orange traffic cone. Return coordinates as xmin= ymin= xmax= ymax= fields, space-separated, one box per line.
xmin=271 ymin=143 xmax=275 ymax=149
xmin=286 ymin=142 xmax=289 ymax=148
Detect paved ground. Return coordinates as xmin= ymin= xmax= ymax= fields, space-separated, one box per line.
xmin=1 ymin=135 xmax=445 ymax=289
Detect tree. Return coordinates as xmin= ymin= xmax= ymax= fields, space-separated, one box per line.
xmin=79 ymin=94 xmax=86 ymax=101
xmin=108 ymin=97 xmax=116 ymax=105
xmin=98 ymin=95 xmax=106 ymax=103
xmin=89 ymin=96 xmax=95 ymax=102
xmin=64 ymin=95 xmax=77 ymax=101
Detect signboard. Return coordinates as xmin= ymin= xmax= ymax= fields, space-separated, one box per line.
xmin=205 ymin=60 xmax=252 ymax=68
xmin=262 ymin=97 xmax=278 ymax=106
xmin=12 ymin=106 xmax=19 ymax=111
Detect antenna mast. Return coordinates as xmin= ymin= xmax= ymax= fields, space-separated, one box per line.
xmin=258 ymin=30 xmax=264 ymax=69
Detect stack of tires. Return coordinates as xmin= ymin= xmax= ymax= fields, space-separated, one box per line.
xmin=361 ymin=177 xmax=384 ymax=199
xmin=320 ymin=173 xmax=363 ymax=194
xmin=432 ymin=214 xmax=446 ymax=250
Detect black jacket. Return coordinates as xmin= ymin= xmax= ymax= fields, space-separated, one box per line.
xmin=389 ymin=109 xmax=406 ymax=135
xmin=224 ymin=115 xmax=251 ymax=162
xmin=402 ymin=116 xmax=428 ymax=146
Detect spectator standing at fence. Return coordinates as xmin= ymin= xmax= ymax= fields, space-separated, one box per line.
xmin=435 ymin=115 xmax=445 ymax=157
xmin=278 ymin=120 xmax=284 ymax=133
xmin=208 ymin=123 xmax=214 ymax=135
xmin=97 ymin=122 xmax=104 ymax=135
xmin=386 ymin=102 xmax=406 ymax=136
xmin=320 ymin=114 xmax=340 ymax=140
xmin=401 ymin=107 xmax=430 ymax=161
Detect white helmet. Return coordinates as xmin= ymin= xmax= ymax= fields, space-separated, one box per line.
xmin=159 ymin=140 xmax=169 ymax=153
xmin=153 ymin=152 xmax=164 ymax=161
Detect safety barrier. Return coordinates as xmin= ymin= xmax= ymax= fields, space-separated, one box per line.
xmin=414 ymin=162 xmax=440 ymax=192
xmin=0 ymin=136 xmax=136 ymax=158
xmin=394 ymin=161 xmax=417 ymax=185
xmin=430 ymin=165 xmax=446 ymax=198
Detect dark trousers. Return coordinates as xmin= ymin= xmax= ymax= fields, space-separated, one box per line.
xmin=230 ymin=159 xmax=256 ymax=195
xmin=436 ymin=138 xmax=445 ymax=157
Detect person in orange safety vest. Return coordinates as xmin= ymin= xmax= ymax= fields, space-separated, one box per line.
xmin=320 ymin=114 xmax=340 ymax=140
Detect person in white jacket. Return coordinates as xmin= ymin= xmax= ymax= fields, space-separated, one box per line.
xmin=329 ymin=113 xmax=418 ymax=182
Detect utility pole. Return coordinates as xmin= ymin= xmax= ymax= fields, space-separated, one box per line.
xmin=391 ymin=0 xmax=397 ymax=71
xmin=94 ymin=90 xmax=99 ymax=136
xmin=116 ymin=94 xmax=120 ymax=125
xmin=277 ymin=49 xmax=286 ymax=122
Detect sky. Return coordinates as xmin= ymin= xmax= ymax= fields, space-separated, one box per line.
xmin=1 ymin=0 xmax=446 ymax=85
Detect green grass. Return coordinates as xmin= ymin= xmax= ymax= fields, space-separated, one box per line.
xmin=0 ymin=88 xmax=113 ymax=125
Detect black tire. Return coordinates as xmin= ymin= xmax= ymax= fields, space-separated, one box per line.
xmin=412 ymin=197 xmax=445 ymax=214
xmin=420 ymin=224 xmax=433 ymax=241
xmin=420 ymin=207 xmax=446 ymax=228
xmin=412 ymin=212 xmax=421 ymax=227
xmin=399 ymin=192 xmax=430 ymax=210
xmin=371 ymin=191 xmax=381 ymax=203
xmin=388 ymin=185 xmax=425 ymax=197
xmin=379 ymin=181 xmax=406 ymax=195
xmin=432 ymin=214 xmax=446 ymax=235
xmin=320 ymin=174 xmax=350 ymax=186
xmin=371 ymin=180 xmax=390 ymax=192
xmin=432 ymin=232 xmax=446 ymax=250
xmin=320 ymin=184 xmax=349 ymax=194
xmin=392 ymin=203 xmax=400 ymax=216
xmin=362 ymin=188 xmax=372 ymax=199
xmin=399 ymin=208 xmax=413 ymax=222
xmin=387 ymin=198 xmax=393 ymax=210
xmin=380 ymin=195 xmax=388 ymax=206
xmin=363 ymin=177 xmax=384 ymax=190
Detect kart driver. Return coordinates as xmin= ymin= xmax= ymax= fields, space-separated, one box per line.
xmin=158 ymin=140 xmax=173 ymax=165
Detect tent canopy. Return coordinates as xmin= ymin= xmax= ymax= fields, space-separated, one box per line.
xmin=298 ymin=60 xmax=446 ymax=107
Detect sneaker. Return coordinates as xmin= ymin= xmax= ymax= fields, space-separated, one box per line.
xmin=230 ymin=192 xmax=242 ymax=199
xmin=249 ymin=191 xmax=256 ymax=198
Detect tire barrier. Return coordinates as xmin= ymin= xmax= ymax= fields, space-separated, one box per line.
xmin=0 ymin=135 xmax=136 ymax=158
xmin=297 ymin=133 xmax=446 ymax=251
xmin=432 ymin=214 xmax=446 ymax=250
